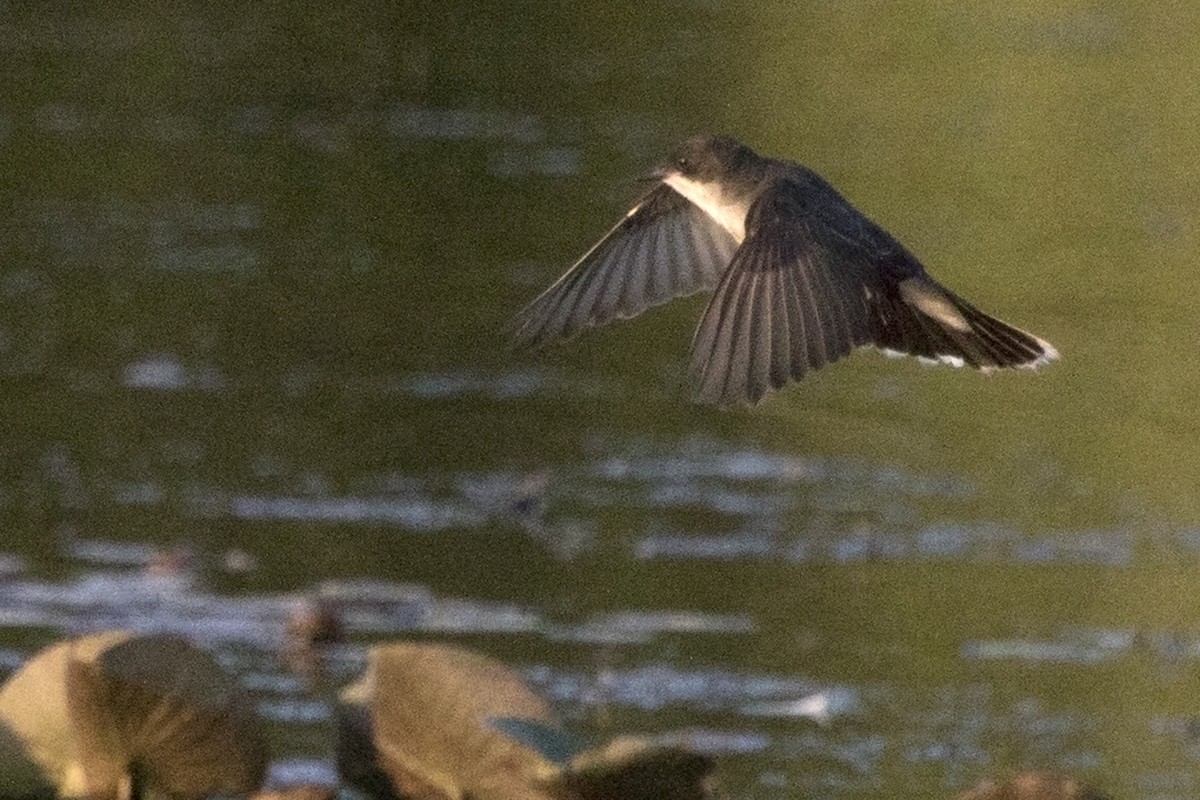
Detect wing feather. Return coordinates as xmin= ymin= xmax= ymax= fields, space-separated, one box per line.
xmin=511 ymin=185 xmax=739 ymax=349
xmin=766 ymin=263 xmax=792 ymax=390
xmin=686 ymin=175 xmax=1055 ymax=405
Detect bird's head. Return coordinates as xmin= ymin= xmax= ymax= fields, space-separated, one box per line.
xmin=651 ymin=135 xmax=758 ymax=183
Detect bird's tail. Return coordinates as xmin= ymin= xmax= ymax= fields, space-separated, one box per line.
xmin=869 ymin=277 xmax=1057 ymax=371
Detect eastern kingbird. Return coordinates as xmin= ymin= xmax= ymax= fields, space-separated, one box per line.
xmin=511 ymin=135 xmax=1057 ymax=406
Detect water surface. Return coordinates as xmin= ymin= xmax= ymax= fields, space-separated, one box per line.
xmin=2 ymin=3 xmax=1199 ymax=798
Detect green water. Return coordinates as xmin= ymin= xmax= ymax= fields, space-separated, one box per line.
xmin=1 ymin=3 xmax=1199 ymax=797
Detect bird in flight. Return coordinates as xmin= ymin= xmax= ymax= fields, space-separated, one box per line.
xmin=511 ymin=135 xmax=1057 ymax=406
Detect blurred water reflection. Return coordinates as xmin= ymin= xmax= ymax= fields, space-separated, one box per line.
xmin=2 ymin=3 xmax=1200 ymax=798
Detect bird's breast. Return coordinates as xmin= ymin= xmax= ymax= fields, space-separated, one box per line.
xmin=662 ymin=175 xmax=749 ymax=243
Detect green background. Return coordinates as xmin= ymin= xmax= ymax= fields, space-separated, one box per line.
xmin=1 ymin=3 xmax=1198 ymax=797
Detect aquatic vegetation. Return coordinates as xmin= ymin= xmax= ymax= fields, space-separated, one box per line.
xmin=336 ymin=642 xmax=716 ymax=800
xmin=0 ymin=630 xmax=268 ymax=799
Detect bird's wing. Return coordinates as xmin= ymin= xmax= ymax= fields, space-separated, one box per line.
xmin=687 ymin=178 xmax=877 ymax=406
xmin=688 ymin=177 xmax=1055 ymax=406
xmin=803 ymin=169 xmax=1056 ymax=373
xmin=511 ymin=184 xmax=739 ymax=349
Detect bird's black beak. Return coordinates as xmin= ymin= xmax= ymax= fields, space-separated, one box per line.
xmin=639 ymin=165 xmax=669 ymax=183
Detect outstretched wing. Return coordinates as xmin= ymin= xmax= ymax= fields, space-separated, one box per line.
xmin=688 ymin=174 xmax=1056 ymax=406
xmin=511 ymin=184 xmax=739 ymax=349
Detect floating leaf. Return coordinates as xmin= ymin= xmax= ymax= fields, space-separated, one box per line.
xmin=487 ymin=716 xmax=583 ymax=765
xmin=0 ymin=630 xmax=267 ymax=798
xmin=338 ymin=643 xmax=560 ymax=800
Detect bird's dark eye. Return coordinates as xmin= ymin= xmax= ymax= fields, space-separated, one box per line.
xmin=677 ymin=158 xmax=691 ymax=173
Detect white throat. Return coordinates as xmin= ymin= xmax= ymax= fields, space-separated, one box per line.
xmin=663 ymin=174 xmax=749 ymax=243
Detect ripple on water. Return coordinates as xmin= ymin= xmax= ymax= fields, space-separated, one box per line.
xmin=741 ymin=687 xmax=862 ymax=725
xmin=228 ymin=494 xmax=487 ymax=531
xmin=386 ymin=104 xmax=544 ymax=143
xmin=962 ymin=628 xmax=1136 ymax=665
xmin=636 ymin=518 xmax=1138 ymax=569
xmin=390 ymin=367 xmax=620 ymax=401
xmin=525 ymin=662 xmax=858 ymax=720
xmin=488 ymin=146 xmax=582 ymax=178
xmin=1013 ymin=527 xmax=1136 ymax=566
xmin=44 ymin=430 xmax=1139 ymax=574
xmin=61 ymin=536 xmax=162 ymax=566
xmin=0 ymin=554 xmax=27 ymax=579
xmin=656 ymin=727 xmax=773 ymax=755
xmin=635 ymin=529 xmax=775 ymax=561
xmin=544 ymin=609 xmax=757 ymax=645
xmin=122 ymin=353 xmax=225 ymax=391
xmin=0 ymin=554 xmax=1159 ymax=796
